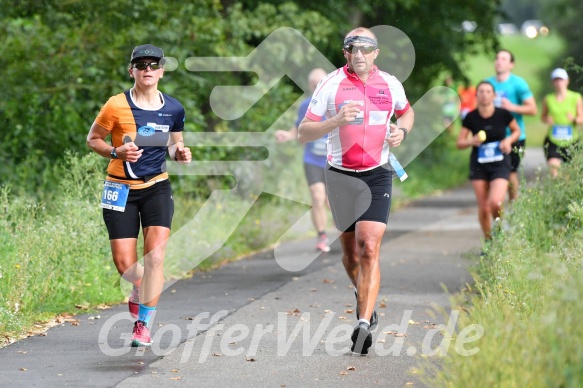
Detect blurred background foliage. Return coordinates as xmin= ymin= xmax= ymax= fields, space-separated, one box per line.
xmin=0 ymin=0 xmax=504 ymax=195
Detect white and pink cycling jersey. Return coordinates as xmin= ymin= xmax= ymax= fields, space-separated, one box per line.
xmin=305 ymin=64 xmax=410 ymax=170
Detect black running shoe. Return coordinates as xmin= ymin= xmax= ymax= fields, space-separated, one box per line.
xmin=354 ymin=290 xmax=379 ymax=330
xmin=351 ymin=322 xmax=372 ymax=355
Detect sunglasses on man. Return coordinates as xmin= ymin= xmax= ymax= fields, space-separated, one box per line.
xmin=344 ymin=45 xmax=377 ymax=54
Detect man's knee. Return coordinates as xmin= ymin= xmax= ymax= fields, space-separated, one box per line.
xmin=359 ymin=240 xmax=381 ymax=262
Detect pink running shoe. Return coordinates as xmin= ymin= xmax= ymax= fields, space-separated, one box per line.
xmin=315 ymin=234 xmax=331 ymax=253
xmin=128 ymin=285 xmax=139 ymax=319
xmin=131 ymin=320 xmax=152 ymax=347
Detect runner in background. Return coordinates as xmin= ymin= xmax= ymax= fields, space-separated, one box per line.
xmin=458 ymin=81 xmax=477 ymax=120
xmin=275 ymin=68 xmax=331 ymax=253
xmin=541 ymin=68 xmax=583 ymax=177
xmin=486 ymin=50 xmax=537 ymax=201
xmin=456 ymin=81 xmax=520 ymax=241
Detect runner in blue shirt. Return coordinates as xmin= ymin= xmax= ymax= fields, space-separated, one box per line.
xmin=486 ymin=50 xmax=537 ymax=201
xmin=275 ymin=68 xmax=331 ymax=252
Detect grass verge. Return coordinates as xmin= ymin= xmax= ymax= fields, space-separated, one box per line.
xmin=427 ymin=148 xmax=583 ymax=386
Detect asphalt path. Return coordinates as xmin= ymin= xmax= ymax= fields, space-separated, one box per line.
xmin=0 ymin=149 xmax=545 ymax=388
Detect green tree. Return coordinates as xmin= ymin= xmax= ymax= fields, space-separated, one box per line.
xmin=545 ymin=0 xmax=583 ymax=88
xmin=0 ymin=0 xmax=501 ymax=190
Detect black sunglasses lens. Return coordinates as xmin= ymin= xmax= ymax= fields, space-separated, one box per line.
xmin=134 ymin=62 xmax=160 ymax=70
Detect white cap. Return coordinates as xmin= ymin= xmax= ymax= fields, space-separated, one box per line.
xmin=551 ymin=68 xmax=569 ymax=80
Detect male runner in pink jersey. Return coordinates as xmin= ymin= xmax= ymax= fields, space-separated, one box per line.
xmin=299 ymin=27 xmax=414 ymax=354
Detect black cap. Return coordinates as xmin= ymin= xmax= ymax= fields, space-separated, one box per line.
xmin=130 ymin=44 xmax=164 ymax=63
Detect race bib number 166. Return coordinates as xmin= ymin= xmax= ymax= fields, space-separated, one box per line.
xmin=101 ymin=181 xmax=130 ymax=212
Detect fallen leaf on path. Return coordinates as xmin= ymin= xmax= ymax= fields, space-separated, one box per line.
xmin=345 ymin=309 xmax=354 ymax=314
xmin=75 ymin=302 xmax=90 ymax=310
xmin=379 ymin=300 xmax=387 ymax=308
xmin=170 ymin=377 xmax=181 ymax=380
xmin=339 ymin=371 xmax=348 ymax=375
xmin=246 ymin=357 xmax=256 ymax=362
xmin=19 ymin=368 xmax=27 ymax=371
xmin=347 ymin=366 xmax=356 ymax=371
xmin=212 ymin=353 xmax=223 ymax=357
xmin=322 ymin=279 xmax=334 ymax=284
xmin=170 ymin=369 xmax=179 ymax=373
xmin=310 ymin=288 xmax=318 ymax=292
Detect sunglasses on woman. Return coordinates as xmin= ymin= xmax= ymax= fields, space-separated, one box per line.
xmin=133 ymin=62 xmax=161 ymax=70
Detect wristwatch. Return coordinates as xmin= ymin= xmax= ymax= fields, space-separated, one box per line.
xmin=110 ymin=147 xmax=118 ymax=159
xmin=398 ymin=127 xmax=408 ymax=140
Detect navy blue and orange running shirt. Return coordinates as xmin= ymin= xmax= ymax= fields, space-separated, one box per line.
xmin=95 ymin=89 xmax=185 ymax=185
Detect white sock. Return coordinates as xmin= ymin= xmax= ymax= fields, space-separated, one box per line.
xmin=358 ymin=318 xmax=370 ymax=326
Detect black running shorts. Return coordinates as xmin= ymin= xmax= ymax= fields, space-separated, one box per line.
xmin=469 ymin=155 xmax=511 ymax=181
xmin=544 ymin=136 xmax=577 ymax=163
xmin=304 ymin=163 xmax=326 ymax=186
xmin=103 ymin=179 xmax=174 ymax=240
xmin=509 ymin=139 xmax=525 ymax=172
xmin=325 ymin=164 xmax=392 ymax=233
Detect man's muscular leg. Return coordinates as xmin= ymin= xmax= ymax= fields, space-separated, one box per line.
xmin=340 ymin=221 xmax=385 ymax=323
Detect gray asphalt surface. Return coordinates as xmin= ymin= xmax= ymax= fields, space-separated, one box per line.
xmin=0 ymin=149 xmax=545 ymax=388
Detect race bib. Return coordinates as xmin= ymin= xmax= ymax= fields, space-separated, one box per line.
xmin=552 ymin=125 xmax=573 ymax=141
xmin=477 ymin=141 xmax=504 ymax=164
xmin=101 ymin=180 xmax=130 ymax=212
xmin=368 ymin=111 xmax=389 ymax=125
xmin=310 ymin=137 xmax=328 ymax=156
